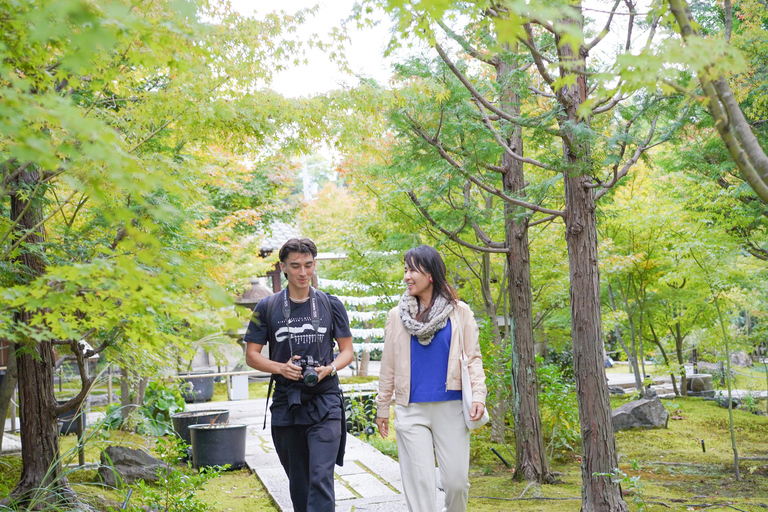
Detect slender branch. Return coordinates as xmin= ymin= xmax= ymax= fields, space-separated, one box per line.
xmin=1 ymin=161 xmax=33 ymax=189
xmin=584 ymin=0 xmax=622 ymax=54
xmin=404 ymin=114 xmax=566 ymax=217
xmin=434 ymin=42 xmax=558 ymax=135
xmin=528 ymin=85 xmax=555 ymax=98
xmin=471 ymin=222 xmax=506 ymax=248
xmin=594 ymin=116 xmax=660 ymax=200
xmin=436 ymin=20 xmax=499 ymax=67
xmin=522 ymin=24 xmax=556 ymax=85
xmin=527 ymin=214 xmax=558 ymax=227
xmin=668 ymin=0 xmax=768 ymax=202
xmin=0 ymin=178 xmax=44 ymax=249
xmin=473 ymin=99 xmax=557 ymax=171
xmin=623 ymin=0 xmax=636 ymax=52
xmin=407 ymin=191 xmax=509 ymax=253
xmin=1 ymin=190 xmax=77 ymax=261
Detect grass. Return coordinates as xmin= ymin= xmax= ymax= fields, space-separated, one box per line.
xmin=461 ymin=396 xmax=768 ymax=511
xmin=5 ymin=373 xmax=767 ymax=511
xmin=1 ymin=429 xmax=277 ymax=511
xmin=607 ymin=362 xmax=768 ymax=391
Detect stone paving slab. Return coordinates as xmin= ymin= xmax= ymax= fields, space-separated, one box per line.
xmin=189 ymin=398 xmax=446 ymax=511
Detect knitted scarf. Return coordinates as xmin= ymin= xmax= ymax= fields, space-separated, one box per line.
xmin=399 ymin=290 xmax=454 ymax=346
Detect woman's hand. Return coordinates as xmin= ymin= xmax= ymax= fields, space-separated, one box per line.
xmin=375 ymin=417 xmax=389 ymax=439
xmin=470 ymin=402 xmax=485 ymax=421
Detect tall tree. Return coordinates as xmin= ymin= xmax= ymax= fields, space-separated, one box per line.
xmin=366 ymin=0 xmax=684 ymax=507
xmin=666 ymin=0 xmax=768 ymax=202
xmin=0 ymin=0 xmax=333 ymax=505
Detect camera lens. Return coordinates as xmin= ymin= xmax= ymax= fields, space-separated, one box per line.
xmin=303 ymin=367 xmax=318 ymax=386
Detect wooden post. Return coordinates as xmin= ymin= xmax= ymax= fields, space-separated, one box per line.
xmin=107 ymin=364 xmax=113 ymax=404
xmin=10 ymin=385 xmax=17 ymax=433
xmin=360 ymin=349 xmax=370 ymax=377
xmin=226 ymin=375 xmax=232 ymax=401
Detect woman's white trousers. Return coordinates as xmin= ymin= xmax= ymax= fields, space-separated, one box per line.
xmin=394 ymin=400 xmax=470 ymax=512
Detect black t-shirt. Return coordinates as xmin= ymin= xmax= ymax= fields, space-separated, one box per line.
xmin=244 ymin=290 xmax=352 ymax=426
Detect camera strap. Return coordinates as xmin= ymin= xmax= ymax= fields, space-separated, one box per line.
xmin=263 ymin=286 xmax=325 ymax=430
xmin=281 ymin=286 xmax=322 ymax=358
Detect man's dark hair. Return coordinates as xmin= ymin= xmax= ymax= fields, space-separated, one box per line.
xmin=279 ymin=238 xmax=317 ymax=262
xmin=278 ymin=239 xmax=318 ymax=279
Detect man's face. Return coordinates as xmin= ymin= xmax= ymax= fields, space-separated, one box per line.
xmin=280 ymin=251 xmax=315 ymax=293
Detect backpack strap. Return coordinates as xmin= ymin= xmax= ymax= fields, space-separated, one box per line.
xmin=263 ymin=292 xmax=281 ymax=429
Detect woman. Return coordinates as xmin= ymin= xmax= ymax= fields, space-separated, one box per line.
xmin=375 ymin=245 xmax=487 ymax=512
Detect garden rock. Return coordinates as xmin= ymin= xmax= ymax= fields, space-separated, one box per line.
xmin=98 ymin=446 xmax=168 ymax=486
xmin=612 ymin=396 xmax=669 ymax=432
xmin=686 ymin=374 xmax=714 ymax=397
xmin=730 ymin=351 xmax=753 ymax=367
xmin=608 ymin=386 xmax=626 ymax=395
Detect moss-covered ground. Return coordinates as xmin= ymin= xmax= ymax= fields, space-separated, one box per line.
xmin=3 ymin=382 xmax=766 ymax=510
xmin=459 ymin=396 xmax=768 ymax=511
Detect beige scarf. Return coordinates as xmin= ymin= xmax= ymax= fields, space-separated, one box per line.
xmin=398 ymin=290 xmax=454 ymax=346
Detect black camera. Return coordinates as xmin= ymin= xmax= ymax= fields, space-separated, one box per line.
xmin=296 ymin=355 xmax=319 ymax=386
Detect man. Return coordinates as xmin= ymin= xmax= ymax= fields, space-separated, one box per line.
xmin=245 ymin=238 xmax=354 ymax=512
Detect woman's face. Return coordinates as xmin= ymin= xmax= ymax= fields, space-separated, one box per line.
xmin=404 ymin=262 xmax=432 ymax=299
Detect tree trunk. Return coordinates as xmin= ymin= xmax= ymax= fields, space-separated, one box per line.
xmin=607 ymin=284 xmax=642 ymax=389
xmin=648 ymin=324 xmax=678 ymax=395
xmin=673 ymin=323 xmax=688 ymax=397
xmin=479 ymin=252 xmax=509 ymax=444
xmin=499 ymin=52 xmax=554 ymax=484
xmin=4 ymin=165 xmax=72 ymax=508
xmin=557 ymin=13 xmax=628 ymax=511
xmin=0 ymin=345 xmax=18 ymax=451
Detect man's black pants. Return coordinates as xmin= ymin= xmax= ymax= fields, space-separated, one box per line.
xmin=272 ymin=414 xmax=342 ymax=512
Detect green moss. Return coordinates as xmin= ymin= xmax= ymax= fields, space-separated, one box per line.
xmin=194 ymin=469 xmax=277 ymax=511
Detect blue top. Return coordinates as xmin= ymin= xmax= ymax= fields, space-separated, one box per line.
xmin=410 ymin=320 xmax=462 ymax=403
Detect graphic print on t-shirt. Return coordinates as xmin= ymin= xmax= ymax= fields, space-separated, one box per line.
xmin=275 ymin=318 xmax=327 ymax=347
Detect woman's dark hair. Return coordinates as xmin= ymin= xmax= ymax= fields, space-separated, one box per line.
xmin=279 ymin=238 xmax=317 ymax=277
xmin=404 ymin=245 xmax=458 ymax=320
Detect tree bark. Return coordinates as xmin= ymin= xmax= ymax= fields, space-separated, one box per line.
xmin=673 ymin=322 xmax=688 ymax=397
xmin=4 ymin=165 xmax=71 ymax=508
xmin=556 ymin=11 xmax=628 ymax=511
xmin=499 ymin=50 xmax=554 ymax=484
xmin=478 ymin=252 xmax=509 ymax=444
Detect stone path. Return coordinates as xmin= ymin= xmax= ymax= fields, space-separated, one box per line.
xmin=184 ymin=398 xmax=444 ymax=511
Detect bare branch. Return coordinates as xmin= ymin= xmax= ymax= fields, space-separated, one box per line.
xmin=472 ymin=222 xmax=506 ymax=248
xmin=593 ymin=91 xmax=630 ymax=115
xmin=594 ymin=116 xmax=660 ymax=200
xmin=584 ymin=0 xmax=623 ymax=54
xmin=473 ymin=99 xmax=557 ymax=171
xmin=522 ymin=24 xmax=556 ymax=85
xmin=527 ymin=214 xmax=559 ymax=227
xmin=407 ymin=191 xmax=509 ymax=253
xmin=528 ymin=85 xmax=555 ymax=98
xmin=404 ymin=114 xmax=566 ymax=217
xmin=623 ymin=0 xmax=636 ymax=52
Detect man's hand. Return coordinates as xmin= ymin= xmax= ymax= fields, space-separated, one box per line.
xmin=375 ymin=417 xmax=389 ymax=439
xmin=470 ymin=402 xmax=485 ymax=421
xmin=316 ymin=365 xmax=335 ymax=382
xmin=279 ymin=356 xmax=303 ymax=381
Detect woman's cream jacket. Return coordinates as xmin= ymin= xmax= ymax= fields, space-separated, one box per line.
xmin=375 ymin=300 xmax=487 ymax=419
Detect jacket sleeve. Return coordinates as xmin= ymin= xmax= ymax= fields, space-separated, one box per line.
xmin=462 ymin=306 xmax=487 ymax=405
xmin=376 ymin=309 xmax=397 ymax=418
